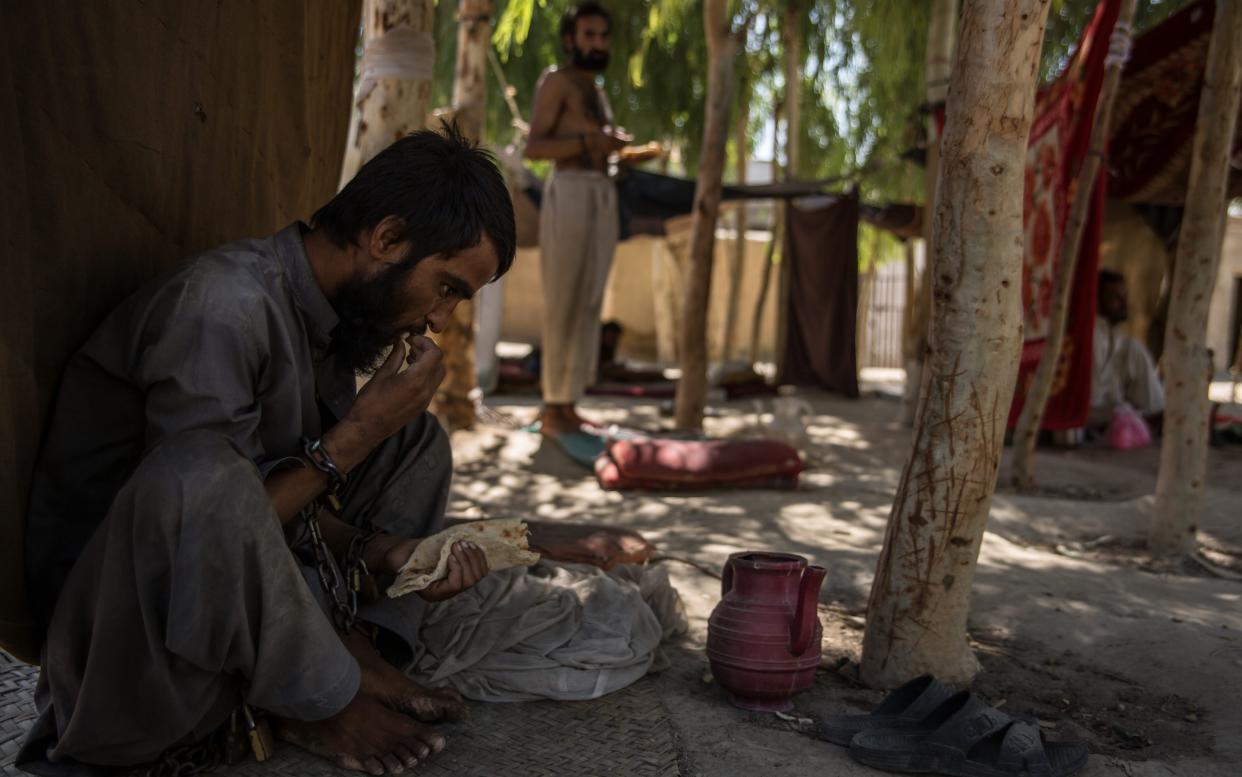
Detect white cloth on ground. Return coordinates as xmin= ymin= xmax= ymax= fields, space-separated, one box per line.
xmin=1091 ymin=316 xmax=1164 ymax=425
xmin=411 ymin=561 xmax=686 ymax=702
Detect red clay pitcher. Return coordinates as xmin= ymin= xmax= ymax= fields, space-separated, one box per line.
xmin=707 ymin=551 xmax=827 ymax=712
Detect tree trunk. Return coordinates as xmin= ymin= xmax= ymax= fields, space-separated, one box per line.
xmin=429 ymin=0 xmax=493 ymax=431
xmin=774 ymin=0 xmax=804 ymax=380
xmin=859 ymin=0 xmax=1051 ymax=688
xmin=1150 ymin=0 xmax=1242 ymax=557
xmin=748 ymin=104 xmax=782 ymax=364
xmin=1010 ymin=0 xmax=1139 ymax=489
xmin=781 ymin=1 xmax=804 ymax=177
xmin=722 ymin=81 xmax=750 ymax=364
xmin=673 ymin=0 xmax=739 ymax=430
xmin=903 ymin=0 xmax=959 ymax=426
xmin=339 ymin=0 xmax=435 ymax=186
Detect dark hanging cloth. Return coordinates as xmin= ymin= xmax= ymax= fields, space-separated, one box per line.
xmin=616 ymin=169 xmax=744 ymax=239
xmin=614 ymin=168 xmax=844 ymax=239
xmin=778 ymin=194 xmax=860 ymax=398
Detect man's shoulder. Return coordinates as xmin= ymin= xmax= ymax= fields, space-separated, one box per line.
xmin=537 ymin=65 xmax=572 ymax=88
xmin=124 ymin=235 xmax=283 ymax=335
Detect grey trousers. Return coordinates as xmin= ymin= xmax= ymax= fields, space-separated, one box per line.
xmin=19 ymin=414 xmax=451 ymax=772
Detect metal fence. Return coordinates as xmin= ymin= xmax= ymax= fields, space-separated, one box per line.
xmin=859 ymin=266 xmax=906 ymax=370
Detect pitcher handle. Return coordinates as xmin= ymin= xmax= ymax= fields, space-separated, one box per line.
xmin=789 ymin=565 xmax=827 ymax=655
xmin=721 ymin=557 xmax=735 ymax=599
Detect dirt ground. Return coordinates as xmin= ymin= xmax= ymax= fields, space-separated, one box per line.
xmin=453 ymin=373 xmax=1242 ymax=777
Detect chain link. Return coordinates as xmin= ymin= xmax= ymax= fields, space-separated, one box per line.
xmin=302 ymin=499 xmax=358 ymax=633
xmin=140 ymin=737 xmax=223 ymax=777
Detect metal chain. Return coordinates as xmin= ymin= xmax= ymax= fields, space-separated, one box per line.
xmin=302 ymin=499 xmax=357 ymax=633
xmin=140 ymin=737 xmax=223 ymax=777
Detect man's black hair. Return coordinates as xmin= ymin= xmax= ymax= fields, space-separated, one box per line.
xmin=312 ymin=122 xmax=516 ymax=280
xmin=560 ymin=2 xmax=611 ymax=44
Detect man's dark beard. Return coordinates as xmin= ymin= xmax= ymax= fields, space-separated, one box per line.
xmin=571 ymin=46 xmax=609 ymax=72
xmin=330 ymin=259 xmax=419 ymax=376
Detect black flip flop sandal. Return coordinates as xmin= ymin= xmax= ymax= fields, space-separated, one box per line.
xmin=850 ymin=691 xmax=1089 ymax=777
xmin=820 ymin=674 xmax=955 ymax=746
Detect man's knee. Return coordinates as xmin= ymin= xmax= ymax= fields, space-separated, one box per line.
xmin=122 ymin=430 xmax=270 ymax=538
xmin=392 ymin=411 xmax=452 ymax=477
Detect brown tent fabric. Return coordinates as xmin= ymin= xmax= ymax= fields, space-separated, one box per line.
xmin=778 ymin=195 xmax=861 ymax=398
xmin=0 ymin=1 xmax=361 ymax=662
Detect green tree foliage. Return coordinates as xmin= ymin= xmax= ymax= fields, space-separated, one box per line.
xmin=428 ymin=0 xmax=1196 ymax=205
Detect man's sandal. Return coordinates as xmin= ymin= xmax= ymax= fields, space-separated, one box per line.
xmin=849 ymin=691 xmax=1089 ymax=777
xmin=819 ymin=674 xmax=955 ymax=746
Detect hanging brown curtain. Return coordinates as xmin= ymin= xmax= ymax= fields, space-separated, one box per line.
xmin=778 ymin=194 xmax=861 ymax=397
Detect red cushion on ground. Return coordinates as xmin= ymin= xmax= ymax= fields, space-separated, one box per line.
xmin=595 ymin=439 xmax=804 ymax=491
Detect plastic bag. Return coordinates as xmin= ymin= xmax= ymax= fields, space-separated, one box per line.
xmin=1107 ymin=404 xmax=1152 ymax=450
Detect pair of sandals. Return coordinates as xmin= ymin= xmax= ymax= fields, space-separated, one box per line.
xmin=819 ymin=675 xmax=1088 ymax=777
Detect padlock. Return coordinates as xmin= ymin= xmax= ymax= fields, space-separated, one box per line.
xmin=221 ymin=708 xmax=251 ymax=765
xmin=242 ymin=704 xmax=275 ymax=762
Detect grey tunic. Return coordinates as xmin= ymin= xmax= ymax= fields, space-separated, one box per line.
xmin=20 ymin=223 xmax=450 ymax=772
xmin=25 ymin=222 xmax=356 ymax=628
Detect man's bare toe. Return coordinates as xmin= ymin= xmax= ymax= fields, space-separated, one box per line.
xmin=403 ymin=686 xmax=466 ymax=722
xmin=332 ymin=753 xmax=382 ymax=776
xmin=393 ymin=744 xmax=421 ymax=769
xmin=379 ymin=753 xmax=404 ymax=774
xmin=275 ymin=694 xmax=446 ymax=774
xmin=400 ymin=719 xmax=445 ymax=756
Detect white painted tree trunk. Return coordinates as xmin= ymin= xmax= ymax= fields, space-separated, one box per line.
xmin=903 ymin=0 xmax=959 ymax=426
xmin=339 ymin=0 xmax=435 ymax=186
xmin=673 ymin=0 xmax=739 ymax=429
xmin=430 ymin=0 xmax=493 ymax=431
xmin=860 ymin=0 xmax=1052 ymax=688
xmin=1010 ymin=0 xmax=1139 ymax=489
xmin=1150 ymin=0 xmax=1242 ymax=556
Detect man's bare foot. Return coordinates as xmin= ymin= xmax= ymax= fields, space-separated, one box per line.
xmin=344 ymin=629 xmax=466 ymax=722
xmin=274 ymin=694 xmax=445 ymax=775
xmin=539 ymin=405 xmax=594 ymax=436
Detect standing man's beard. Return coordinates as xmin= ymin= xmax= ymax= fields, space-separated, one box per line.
xmin=330 ymin=259 xmax=420 ymax=375
xmin=571 ymin=46 xmax=609 ymax=72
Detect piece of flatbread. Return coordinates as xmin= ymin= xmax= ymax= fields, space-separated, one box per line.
xmin=386 ymin=518 xmax=540 ymax=597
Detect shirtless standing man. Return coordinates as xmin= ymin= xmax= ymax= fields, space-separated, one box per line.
xmin=525 ymin=2 xmax=656 ymax=452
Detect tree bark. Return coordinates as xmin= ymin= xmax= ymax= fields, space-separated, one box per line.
xmin=903 ymin=0 xmax=959 ymax=426
xmin=339 ymin=0 xmax=435 ymax=186
xmin=1010 ymin=0 xmax=1139 ymax=489
xmin=773 ymin=0 xmax=804 ymax=380
xmin=673 ymin=0 xmax=740 ymax=429
xmin=1150 ymin=0 xmax=1242 ymax=557
xmin=860 ymin=0 xmax=1051 ymax=688
xmin=429 ymin=0 xmax=494 ymax=431
xmin=722 ymin=81 xmax=750 ymax=364
xmin=781 ymin=0 xmax=804 ymax=177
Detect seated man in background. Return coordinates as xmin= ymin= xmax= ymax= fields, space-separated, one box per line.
xmin=20 ymin=125 xmax=516 ymax=776
xmin=1090 ymin=269 xmax=1164 ymax=429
